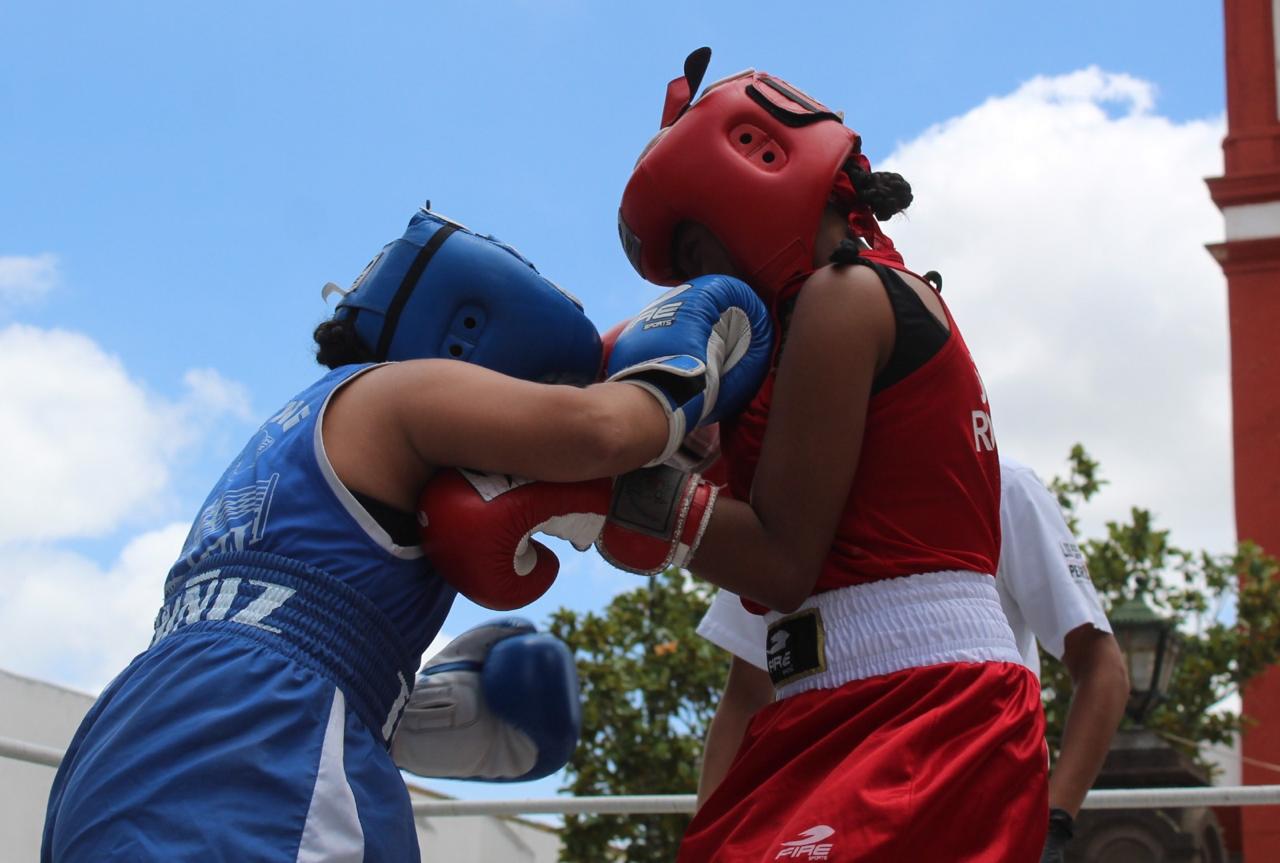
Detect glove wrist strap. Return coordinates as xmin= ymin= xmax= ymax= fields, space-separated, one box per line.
xmin=612 ymin=379 xmax=691 ymax=465
xmin=597 ymin=465 xmax=717 ymax=574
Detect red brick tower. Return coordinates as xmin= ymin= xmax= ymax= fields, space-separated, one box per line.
xmin=1205 ymin=1 xmax=1280 ymax=859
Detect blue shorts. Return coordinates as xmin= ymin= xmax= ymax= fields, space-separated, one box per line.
xmin=42 ymin=552 xmax=422 ymax=862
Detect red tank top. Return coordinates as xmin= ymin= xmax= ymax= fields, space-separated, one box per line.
xmin=721 ymin=264 xmax=1002 ymax=595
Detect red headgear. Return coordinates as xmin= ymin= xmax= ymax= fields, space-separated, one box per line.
xmin=619 ymin=49 xmax=873 ymax=300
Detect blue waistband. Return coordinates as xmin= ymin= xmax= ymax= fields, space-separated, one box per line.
xmin=152 ymin=550 xmax=418 ymax=745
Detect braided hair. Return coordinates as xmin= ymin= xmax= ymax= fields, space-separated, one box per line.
xmin=845 ymin=165 xmax=913 ymax=221
xmin=829 ymin=160 xmax=914 ymax=266
xmin=313 ymin=318 xmax=376 ymax=369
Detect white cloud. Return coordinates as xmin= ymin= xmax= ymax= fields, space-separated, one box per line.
xmin=0 ymin=324 xmax=252 ymax=543
xmin=0 ymin=354 xmax=253 ymax=691
xmin=0 ymin=254 xmax=58 ymax=309
xmin=181 ymin=367 xmax=255 ymax=422
xmin=0 ymin=523 xmax=189 ymax=691
xmin=878 ymin=67 xmax=1230 ymax=553
xmin=1017 ymin=67 xmax=1156 ymax=115
xmin=0 ymin=319 xmax=253 ymax=690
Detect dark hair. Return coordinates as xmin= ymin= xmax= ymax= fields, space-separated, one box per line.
xmin=313 ymin=318 xmax=376 ymax=369
xmin=826 ymin=161 xmax=915 ymax=265
xmin=845 ymin=162 xmax=914 ymax=221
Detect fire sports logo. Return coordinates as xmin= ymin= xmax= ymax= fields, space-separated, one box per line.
xmin=775 ymin=825 xmax=836 ymax=859
xmin=630 ymin=284 xmax=690 ymax=331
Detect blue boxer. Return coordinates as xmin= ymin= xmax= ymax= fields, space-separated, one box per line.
xmin=41 ymin=207 xmax=602 ymax=862
xmin=43 ymin=365 xmax=445 ymax=861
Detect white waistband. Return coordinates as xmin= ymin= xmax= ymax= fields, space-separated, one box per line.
xmin=764 ymin=570 xmax=1021 ymax=699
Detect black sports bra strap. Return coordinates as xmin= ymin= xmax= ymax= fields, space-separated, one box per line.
xmin=351 ymin=490 xmax=420 ymax=547
xmin=773 ymin=259 xmax=950 ymax=392
xmin=854 ymin=260 xmax=951 ymax=394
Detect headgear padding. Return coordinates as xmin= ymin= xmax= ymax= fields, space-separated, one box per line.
xmin=336 ymin=207 xmax=602 ymax=386
xmin=619 ymin=49 xmax=862 ymax=300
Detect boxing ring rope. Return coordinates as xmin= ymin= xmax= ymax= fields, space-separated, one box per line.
xmin=0 ymin=736 xmax=63 ymax=769
xmin=5 ymin=735 xmax=1279 ymax=816
xmin=405 ymin=786 xmax=1280 ymax=817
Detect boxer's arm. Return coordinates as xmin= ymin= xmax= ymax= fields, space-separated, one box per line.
xmin=697 ymin=656 xmax=773 ymax=810
xmin=689 ymin=266 xmax=893 ymax=611
xmin=329 ymin=274 xmax=769 ymax=513
xmin=325 ymin=360 xmax=669 ymax=511
xmin=391 ymin=360 xmax=670 ymax=480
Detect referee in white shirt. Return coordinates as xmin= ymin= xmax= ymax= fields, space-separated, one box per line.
xmin=694 ymin=456 xmax=1129 ymax=863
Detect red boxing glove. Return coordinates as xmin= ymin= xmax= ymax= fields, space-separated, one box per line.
xmin=595 ymin=466 xmax=718 ymax=574
xmin=598 ymin=318 xmax=628 ymax=381
xmin=417 ymin=469 xmax=612 ymax=611
xmin=418 ymin=466 xmax=719 ymax=610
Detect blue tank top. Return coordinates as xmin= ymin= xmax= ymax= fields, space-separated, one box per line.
xmin=168 ymin=363 xmax=454 ymax=659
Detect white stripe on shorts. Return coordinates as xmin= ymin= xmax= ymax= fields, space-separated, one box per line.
xmin=296 ymin=688 xmax=365 ymax=862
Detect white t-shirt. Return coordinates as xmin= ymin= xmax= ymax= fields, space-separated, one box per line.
xmin=695 ymin=456 xmax=1112 ymax=679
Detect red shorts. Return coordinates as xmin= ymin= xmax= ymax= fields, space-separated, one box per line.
xmin=679 ymin=661 xmax=1047 ymax=862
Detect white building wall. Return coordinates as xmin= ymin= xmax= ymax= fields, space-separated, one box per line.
xmin=0 ymin=669 xmax=96 ymax=863
xmin=1 ymin=668 xmax=563 ymax=862
xmin=1205 ymin=732 xmax=1243 ymax=788
xmin=412 ymin=795 xmax=563 ymax=862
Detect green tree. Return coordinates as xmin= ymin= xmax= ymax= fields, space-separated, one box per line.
xmin=1041 ymin=446 xmax=1280 ymax=767
xmin=547 ymin=569 xmax=726 ymax=863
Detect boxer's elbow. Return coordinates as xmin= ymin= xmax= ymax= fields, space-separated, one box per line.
xmin=766 ymin=577 xmax=811 ymax=615
xmin=753 ymin=557 xmax=819 ymax=615
xmin=768 ymin=550 xmax=825 ymax=614
xmin=698 ymin=504 xmax=821 ymax=614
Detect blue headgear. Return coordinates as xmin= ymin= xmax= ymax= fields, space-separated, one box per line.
xmin=333 ymin=206 xmax=602 ymax=385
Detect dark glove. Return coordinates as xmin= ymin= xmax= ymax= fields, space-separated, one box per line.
xmin=1040 ymin=807 xmax=1074 ymax=863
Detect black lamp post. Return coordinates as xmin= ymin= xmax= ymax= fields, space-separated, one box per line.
xmin=1073 ymin=598 xmax=1227 ymax=862
xmin=1109 ymin=595 xmax=1183 ymax=725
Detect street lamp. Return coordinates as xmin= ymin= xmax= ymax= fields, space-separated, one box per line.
xmin=1110 ymin=595 xmax=1183 ymax=724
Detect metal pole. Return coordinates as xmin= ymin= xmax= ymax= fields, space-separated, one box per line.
xmin=1083 ymin=784 xmax=1280 ymax=810
xmin=3 ymin=736 xmax=1278 ymax=817
xmin=411 ymin=795 xmax=698 ymax=817
xmin=0 ymin=736 xmax=63 ymax=768
xmin=408 ymin=785 xmax=1280 ymax=817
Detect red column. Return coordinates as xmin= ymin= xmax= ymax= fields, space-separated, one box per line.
xmin=1206 ymin=2 xmax=1280 ymax=860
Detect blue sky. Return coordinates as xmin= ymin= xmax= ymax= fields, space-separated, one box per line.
xmin=1 ymin=0 xmax=1231 ymax=808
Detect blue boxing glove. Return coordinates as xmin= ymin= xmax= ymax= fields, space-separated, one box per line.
xmin=390 ymin=618 xmax=580 ymax=782
xmin=608 ymin=274 xmax=772 ymax=464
